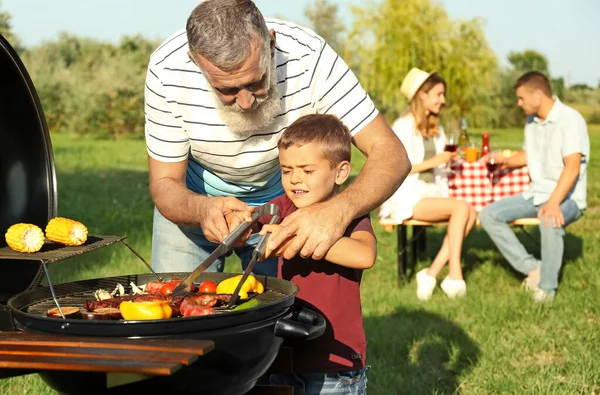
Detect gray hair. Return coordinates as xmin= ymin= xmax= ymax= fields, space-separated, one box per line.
xmin=186 ymin=0 xmax=271 ymax=72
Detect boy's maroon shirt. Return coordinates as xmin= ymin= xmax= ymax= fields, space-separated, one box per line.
xmin=260 ymin=194 xmax=375 ymax=372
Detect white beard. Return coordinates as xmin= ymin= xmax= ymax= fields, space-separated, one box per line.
xmin=215 ymin=63 xmax=282 ymax=138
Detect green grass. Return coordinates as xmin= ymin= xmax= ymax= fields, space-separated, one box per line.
xmin=2 ymin=127 xmax=599 ymax=394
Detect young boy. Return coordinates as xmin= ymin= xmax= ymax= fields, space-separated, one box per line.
xmin=227 ymin=114 xmax=376 ymax=394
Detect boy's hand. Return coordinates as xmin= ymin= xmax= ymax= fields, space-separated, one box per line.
xmin=225 ymin=210 xmax=254 ymax=247
xmin=259 ymin=224 xmax=294 ymax=259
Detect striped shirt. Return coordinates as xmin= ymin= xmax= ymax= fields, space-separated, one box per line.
xmin=144 ymin=18 xmax=378 ymax=205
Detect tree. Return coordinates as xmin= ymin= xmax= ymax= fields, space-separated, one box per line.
xmin=304 ymin=0 xmax=346 ymax=54
xmin=21 ymin=33 xmax=160 ymax=139
xmin=346 ymin=0 xmax=500 ymax=127
xmin=570 ymin=83 xmax=592 ymax=90
xmin=443 ymin=17 xmax=501 ymax=127
xmin=507 ymin=49 xmax=549 ymax=75
xmin=551 ymin=77 xmax=565 ymax=99
xmin=0 ymin=0 xmax=23 ymax=52
xmin=507 ymin=50 xmax=564 ymax=100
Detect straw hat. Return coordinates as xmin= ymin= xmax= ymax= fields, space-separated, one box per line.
xmin=400 ymin=67 xmax=435 ymax=102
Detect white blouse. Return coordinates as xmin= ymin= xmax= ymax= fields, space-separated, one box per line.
xmin=379 ymin=115 xmax=449 ymax=221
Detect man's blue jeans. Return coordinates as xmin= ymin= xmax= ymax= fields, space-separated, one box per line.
xmin=151 ymin=207 xmax=278 ymax=276
xmin=478 ymin=194 xmax=583 ymax=295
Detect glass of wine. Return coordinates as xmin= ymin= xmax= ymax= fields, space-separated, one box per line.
xmin=444 ymin=133 xmax=459 ymax=173
xmin=486 ymin=155 xmax=500 ymax=184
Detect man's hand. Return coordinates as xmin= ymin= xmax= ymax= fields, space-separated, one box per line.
xmin=480 ymin=152 xmax=507 ymax=168
xmin=225 ymin=210 xmax=255 ymax=247
xmin=199 ymin=196 xmax=251 ymax=243
xmin=259 ymin=224 xmax=294 ymax=259
xmin=539 ymin=153 xmax=581 ymax=229
xmin=538 ymin=201 xmax=564 ymax=228
xmin=267 ymin=200 xmax=348 ymax=260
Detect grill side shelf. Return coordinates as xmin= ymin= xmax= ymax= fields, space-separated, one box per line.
xmin=0 ymin=332 xmax=215 ymax=377
xmin=0 ymin=236 xmax=126 ymax=264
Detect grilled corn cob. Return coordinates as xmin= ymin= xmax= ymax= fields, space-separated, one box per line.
xmin=45 ymin=217 xmax=88 ymax=246
xmin=5 ymin=223 xmax=45 ymax=253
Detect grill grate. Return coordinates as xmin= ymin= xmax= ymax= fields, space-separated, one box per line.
xmin=22 ymin=287 xmax=288 ymax=318
xmin=27 ymin=292 xmax=96 ymax=316
xmin=0 ymin=236 xmax=125 ymax=264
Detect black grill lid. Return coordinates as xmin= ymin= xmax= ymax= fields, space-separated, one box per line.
xmin=0 ymin=33 xmax=58 ymax=301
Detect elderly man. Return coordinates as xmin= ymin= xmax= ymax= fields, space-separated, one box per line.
xmin=479 ymin=71 xmax=589 ymax=302
xmin=144 ymin=0 xmax=410 ymax=276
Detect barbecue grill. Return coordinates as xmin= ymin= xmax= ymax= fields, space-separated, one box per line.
xmin=0 ymin=33 xmax=325 ymax=394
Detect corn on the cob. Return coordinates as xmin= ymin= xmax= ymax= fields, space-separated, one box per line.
xmin=45 ymin=217 xmax=88 ymax=246
xmin=5 ymin=223 xmax=45 ymax=253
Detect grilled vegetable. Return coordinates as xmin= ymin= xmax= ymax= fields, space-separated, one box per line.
xmin=45 ymin=217 xmax=88 ymax=246
xmin=216 ymin=275 xmax=264 ymax=299
xmin=47 ymin=306 xmax=81 ymax=318
xmin=80 ymin=308 xmax=122 ymax=320
xmin=198 ymin=280 xmax=217 ymax=294
xmin=5 ymin=223 xmax=45 ymax=253
xmin=119 ymin=300 xmax=173 ymax=320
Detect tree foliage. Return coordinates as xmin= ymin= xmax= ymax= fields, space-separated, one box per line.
xmin=507 ymin=49 xmax=549 ymax=75
xmin=0 ymin=0 xmax=23 ymax=53
xmin=346 ymin=0 xmax=500 ymax=127
xmin=304 ymin=0 xmax=346 ymax=54
xmin=21 ymin=33 xmax=159 ymax=139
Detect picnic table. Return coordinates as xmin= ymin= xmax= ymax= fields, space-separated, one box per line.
xmin=448 ymin=160 xmax=530 ymax=211
xmin=381 ymin=161 xmax=537 ymax=285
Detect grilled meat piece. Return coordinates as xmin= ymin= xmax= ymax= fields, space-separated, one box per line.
xmin=215 ymin=294 xmax=232 ymax=303
xmin=84 ymin=292 xmax=233 ymax=316
xmin=180 ymin=296 xmax=217 ymax=317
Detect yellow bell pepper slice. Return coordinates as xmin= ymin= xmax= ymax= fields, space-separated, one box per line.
xmin=216 ymin=274 xmax=265 ymax=298
xmin=119 ymin=300 xmax=173 ymax=320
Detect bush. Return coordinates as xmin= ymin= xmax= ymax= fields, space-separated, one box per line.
xmin=568 ymin=103 xmax=600 ymax=125
xmin=21 ymin=33 xmax=159 ymax=139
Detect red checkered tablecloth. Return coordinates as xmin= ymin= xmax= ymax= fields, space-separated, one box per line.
xmin=448 ymin=161 xmax=530 ymax=211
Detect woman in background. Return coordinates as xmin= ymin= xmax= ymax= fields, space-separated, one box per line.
xmin=379 ymin=68 xmax=477 ymax=300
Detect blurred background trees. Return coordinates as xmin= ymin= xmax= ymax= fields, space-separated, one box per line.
xmin=0 ymin=0 xmax=22 ymax=52
xmin=0 ymin=0 xmax=598 ymax=139
xmin=19 ymin=34 xmax=159 ymax=139
xmin=304 ymin=0 xmax=346 ymax=55
xmin=345 ymin=0 xmax=499 ymax=127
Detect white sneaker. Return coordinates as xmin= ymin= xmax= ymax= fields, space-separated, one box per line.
xmin=533 ymin=289 xmax=555 ymax=303
xmin=440 ymin=276 xmax=467 ymax=299
xmin=416 ymin=268 xmax=437 ymax=301
xmin=522 ymin=277 xmax=540 ymax=292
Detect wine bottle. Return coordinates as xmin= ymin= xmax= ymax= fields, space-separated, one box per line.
xmin=458 ymin=117 xmax=470 ymax=149
xmin=481 ymin=132 xmax=490 ymax=156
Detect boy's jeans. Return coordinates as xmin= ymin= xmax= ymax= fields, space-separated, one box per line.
xmin=151 ymin=207 xmax=278 ymax=276
xmin=268 ymin=367 xmax=368 ymax=395
xmin=478 ymin=194 xmax=583 ymax=294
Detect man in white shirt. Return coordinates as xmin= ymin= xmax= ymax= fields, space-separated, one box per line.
xmin=479 ymin=71 xmax=589 ymax=302
xmin=145 ymin=0 xmax=410 ymax=275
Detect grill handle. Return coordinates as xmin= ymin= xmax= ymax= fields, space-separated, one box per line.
xmin=273 ymin=307 xmax=326 ymax=341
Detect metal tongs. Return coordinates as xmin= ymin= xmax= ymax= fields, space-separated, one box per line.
xmin=225 ymin=208 xmax=280 ymax=309
xmin=171 ymin=204 xmax=280 ymax=297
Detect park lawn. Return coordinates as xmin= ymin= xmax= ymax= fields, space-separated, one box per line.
xmin=1 ymin=126 xmax=599 ymax=394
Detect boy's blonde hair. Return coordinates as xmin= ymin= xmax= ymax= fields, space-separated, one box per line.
xmin=278 ymin=114 xmax=352 ymax=168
